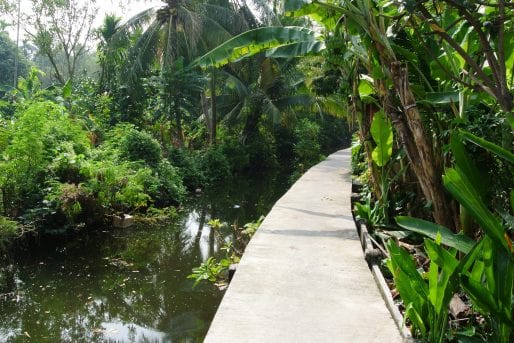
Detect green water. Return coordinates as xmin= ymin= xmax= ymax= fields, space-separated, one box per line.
xmin=0 ymin=175 xmax=287 ymax=342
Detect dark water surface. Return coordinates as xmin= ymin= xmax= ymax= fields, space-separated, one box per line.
xmin=0 ymin=174 xmax=288 ymax=342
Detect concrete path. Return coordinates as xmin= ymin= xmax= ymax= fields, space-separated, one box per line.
xmin=204 ymin=149 xmax=403 ymax=342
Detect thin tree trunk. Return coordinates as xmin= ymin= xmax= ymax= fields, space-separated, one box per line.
xmin=210 ymin=68 xmax=217 ymax=145
xmin=200 ymin=93 xmax=212 ymax=138
xmin=174 ymin=100 xmax=184 ymax=148
xmin=357 ymin=101 xmax=382 ymax=199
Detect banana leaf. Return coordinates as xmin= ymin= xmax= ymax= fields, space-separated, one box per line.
xmin=396 ymin=216 xmax=475 ymax=254
xmin=191 ymin=26 xmax=324 ymax=69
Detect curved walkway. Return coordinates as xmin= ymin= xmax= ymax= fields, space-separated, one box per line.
xmin=205 ymin=149 xmax=403 ymax=342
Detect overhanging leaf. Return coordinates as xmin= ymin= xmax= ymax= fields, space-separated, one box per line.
xmin=191 ymin=26 xmax=323 ymax=69
xmin=460 ymin=130 xmax=514 ymax=165
xmin=421 ymin=91 xmax=460 ymax=105
xmin=443 ymin=168 xmax=506 ymax=251
xmin=396 ymin=216 xmax=475 ymax=253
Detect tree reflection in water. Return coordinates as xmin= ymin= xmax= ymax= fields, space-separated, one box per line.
xmin=0 ymin=173 xmax=287 ymax=342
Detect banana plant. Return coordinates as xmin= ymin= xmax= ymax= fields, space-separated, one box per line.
xmin=191 ymin=26 xmax=324 ymax=69
xmin=387 ymin=235 xmax=484 ymax=342
xmin=394 ymin=131 xmax=514 ymax=342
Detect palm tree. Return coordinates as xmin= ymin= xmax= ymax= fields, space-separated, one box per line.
xmin=97 ymin=15 xmax=127 ymax=94
xmin=111 ymin=0 xmax=263 ymax=146
xmin=212 ymin=55 xmax=330 ymax=145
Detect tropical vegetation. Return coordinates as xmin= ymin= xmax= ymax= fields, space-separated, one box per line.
xmin=0 ymin=0 xmax=348 ymax=292
xmin=0 ymin=0 xmax=512 ymax=341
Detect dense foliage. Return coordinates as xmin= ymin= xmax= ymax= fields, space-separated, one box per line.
xmin=2 ymin=0 xmax=510 ymax=341
xmin=0 ymin=1 xmax=349 ymax=246
xmin=258 ymin=0 xmax=512 ymax=342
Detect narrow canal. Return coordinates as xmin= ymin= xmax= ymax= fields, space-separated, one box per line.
xmin=0 ymin=173 xmax=288 ymax=342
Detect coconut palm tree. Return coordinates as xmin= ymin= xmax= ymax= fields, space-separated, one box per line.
xmin=96 ymin=15 xmax=128 ymax=94
xmin=112 ymin=0 xmax=274 ymax=146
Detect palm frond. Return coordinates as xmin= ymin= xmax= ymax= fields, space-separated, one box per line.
xmin=273 ymin=94 xmax=314 ymax=109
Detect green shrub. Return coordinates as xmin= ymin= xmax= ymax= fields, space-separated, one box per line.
xmin=318 ymin=115 xmax=351 ymax=154
xmin=153 ymin=161 xmax=186 ymax=205
xmin=167 ymin=147 xmax=205 ymax=190
xmin=199 ymin=146 xmax=232 ymax=185
xmin=245 ymin=129 xmax=278 ymax=172
xmin=0 ymin=101 xmax=89 ymax=215
xmin=80 ymin=159 xmax=153 ymax=212
xmin=220 ymin=137 xmax=250 ymax=174
xmin=293 ymin=118 xmax=322 ymax=169
xmin=120 ymin=128 xmax=162 ymax=167
xmin=0 ymin=216 xmax=18 ymax=248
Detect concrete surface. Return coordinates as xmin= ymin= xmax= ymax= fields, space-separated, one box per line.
xmin=204 ymin=149 xmax=403 ymax=343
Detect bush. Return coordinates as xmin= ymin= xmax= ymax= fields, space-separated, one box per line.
xmin=153 ymin=161 xmax=186 ymax=205
xmin=318 ymin=115 xmax=351 ymax=154
xmin=79 ymin=159 xmax=153 ymax=212
xmin=293 ymin=118 xmax=322 ymax=170
xmin=0 ymin=101 xmax=89 ymax=216
xmin=119 ymin=128 xmax=162 ymax=167
xmin=167 ymin=147 xmax=205 ymax=190
xmin=199 ymin=146 xmax=232 ymax=186
xmin=0 ymin=216 xmax=18 ymax=248
xmin=219 ymin=137 xmax=250 ymax=174
xmin=245 ymin=128 xmax=279 ymax=172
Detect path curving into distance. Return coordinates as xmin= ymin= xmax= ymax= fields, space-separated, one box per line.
xmin=205 ymin=149 xmax=403 ymax=342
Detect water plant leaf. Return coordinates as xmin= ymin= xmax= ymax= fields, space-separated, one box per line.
xmin=396 ymin=216 xmax=475 ymax=253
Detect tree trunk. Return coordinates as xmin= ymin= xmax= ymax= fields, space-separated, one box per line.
xmin=174 ymin=100 xmax=184 ymax=148
xmin=210 ymin=68 xmax=217 ymax=145
xmin=389 ymin=62 xmax=457 ymax=231
xmin=242 ymin=97 xmax=261 ymax=145
xmin=357 ymin=100 xmax=382 ymax=200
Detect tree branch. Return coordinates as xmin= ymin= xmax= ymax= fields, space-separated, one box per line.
xmin=415 ymin=3 xmax=497 ymax=93
xmin=441 ymin=0 xmax=502 ymax=85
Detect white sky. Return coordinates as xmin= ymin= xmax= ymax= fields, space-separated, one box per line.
xmin=93 ymin=0 xmax=164 ymax=25
xmin=4 ymin=0 xmax=165 ymax=40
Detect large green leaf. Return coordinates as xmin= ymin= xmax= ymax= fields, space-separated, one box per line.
xmin=420 ymin=91 xmax=460 ymax=105
xmin=443 ymin=168 xmax=507 ymax=251
xmin=386 ymin=239 xmax=428 ymax=336
xmin=370 ymin=109 xmax=393 ymax=167
xmin=284 ymin=0 xmax=343 ymax=30
xmin=425 ymin=239 xmax=459 ymax=313
xmin=62 ymin=79 xmax=72 ymax=98
xmin=450 ymin=131 xmax=488 ymax=198
xmin=461 ymin=275 xmax=499 ymax=316
xmin=265 ymin=40 xmax=325 ymax=58
xmin=358 ymin=79 xmax=374 ymax=97
xmin=191 ymin=26 xmax=324 ymax=69
xmin=460 ymin=130 xmax=514 ymax=165
xmin=396 ymin=216 xmax=475 ymax=253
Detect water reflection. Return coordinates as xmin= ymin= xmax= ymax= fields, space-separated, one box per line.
xmin=0 ymin=172 xmax=289 ymax=342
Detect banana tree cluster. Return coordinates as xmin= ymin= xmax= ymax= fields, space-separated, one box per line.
xmin=191 ymin=0 xmax=512 ymax=341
